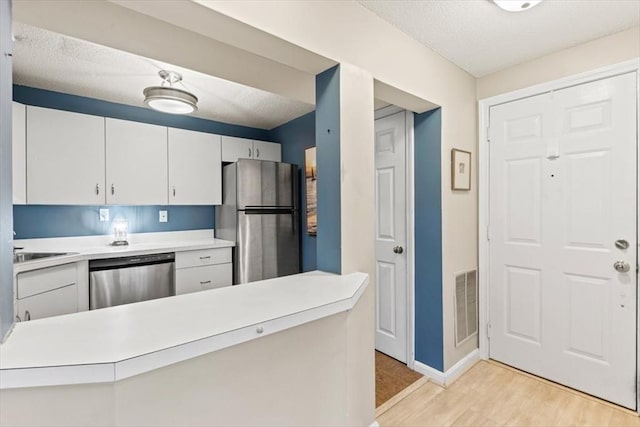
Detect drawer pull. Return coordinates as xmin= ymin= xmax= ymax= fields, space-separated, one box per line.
xmin=199 ymin=256 xmax=211 ymax=260
xmin=200 ymin=280 xmax=212 ymax=285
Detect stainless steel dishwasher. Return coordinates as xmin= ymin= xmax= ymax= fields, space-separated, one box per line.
xmin=89 ymin=253 xmax=175 ymax=310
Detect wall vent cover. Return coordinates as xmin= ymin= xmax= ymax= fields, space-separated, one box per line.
xmin=455 ymin=269 xmax=478 ymax=347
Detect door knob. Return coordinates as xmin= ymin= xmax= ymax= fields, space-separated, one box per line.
xmin=393 ymin=246 xmax=404 ymax=254
xmin=615 ymin=240 xmax=630 ymax=250
xmin=614 ymin=261 xmax=631 ymax=273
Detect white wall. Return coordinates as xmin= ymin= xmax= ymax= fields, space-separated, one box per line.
xmin=197 ymin=0 xmax=479 ymax=372
xmin=0 ymin=0 xmax=14 ymax=342
xmin=477 ymin=26 xmax=640 ymax=100
xmin=338 ymin=63 xmax=376 ymax=424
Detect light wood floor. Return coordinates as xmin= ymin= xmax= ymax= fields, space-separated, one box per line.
xmin=377 ymin=360 xmax=640 ymax=427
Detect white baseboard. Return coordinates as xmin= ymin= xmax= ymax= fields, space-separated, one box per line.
xmin=414 ymin=349 xmax=480 ymax=387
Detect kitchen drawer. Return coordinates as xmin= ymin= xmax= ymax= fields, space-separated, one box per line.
xmin=176 ymin=263 xmax=232 ymax=295
xmin=175 ymin=248 xmax=231 ymax=269
xmin=17 ymin=263 xmax=77 ymax=299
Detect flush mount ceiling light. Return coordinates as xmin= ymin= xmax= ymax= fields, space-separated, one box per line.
xmin=493 ymin=0 xmax=542 ymax=12
xmin=143 ymin=70 xmax=198 ymax=115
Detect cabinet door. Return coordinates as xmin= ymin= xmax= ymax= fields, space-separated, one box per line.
xmin=27 ymin=106 xmax=105 ymax=204
xmin=106 ymin=118 xmax=168 ymax=205
xmin=16 ymin=284 xmax=78 ymax=322
xmin=221 ymin=136 xmax=253 ymax=162
xmin=253 ymin=140 xmax=281 ymax=162
xmin=168 ymin=128 xmax=221 ymax=205
xmin=12 ymin=102 xmax=26 ymax=204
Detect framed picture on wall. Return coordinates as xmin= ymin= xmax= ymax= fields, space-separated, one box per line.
xmin=451 ymin=148 xmax=471 ymax=191
xmin=305 ymin=147 xmax=317 ymax=235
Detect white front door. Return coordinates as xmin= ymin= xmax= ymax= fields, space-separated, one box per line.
xmin=375 ymin=111 xmax=407 ymax=363
xmin=489 ymin=72 xmax=637 ymax=409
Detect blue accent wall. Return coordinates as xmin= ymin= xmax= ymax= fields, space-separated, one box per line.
xmin=269 ymin=111 xmax=317 ymax=272
xmin=413 ymin=108 xmax=443 ymax=371
xmin=315 ymin=66 xmax=341 ymax=274
xmin=12 ymin=85 xmax=269 ymax=239
xmin=13 ymin=85 xmax=270 ymax=140
xmin=14 ymin=205 xmax=214 ymax=239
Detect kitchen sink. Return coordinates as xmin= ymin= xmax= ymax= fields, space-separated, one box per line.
xmin=13 ymin=252 xmax=74 ymax=263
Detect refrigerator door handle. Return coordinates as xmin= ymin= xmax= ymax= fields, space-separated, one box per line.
xmin=244 ymin=208 xmax=295 ymax=215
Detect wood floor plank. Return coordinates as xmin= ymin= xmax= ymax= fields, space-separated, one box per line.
xmin=377 ymin=360 xmax=639 ymax=427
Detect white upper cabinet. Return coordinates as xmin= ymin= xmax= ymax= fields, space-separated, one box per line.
xmin=27 ymin=106 xmax=105 ymax=205
xmin=168 ymin=128 xmax=222 ymax=205
xmin=221 ymin=136 xmax=281 ymax=163
xmin=221 ymin=136 xmax=253 ymax=162
xmin=253 ymin=140 xmax=281 ymax=162
xmin=12 ymin=102 xmax=26 ymax=204
xmin=106 ymin=118 xmax=168 ymax=205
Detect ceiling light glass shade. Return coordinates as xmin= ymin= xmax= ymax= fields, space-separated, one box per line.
xmin=143 ymin=86 xmax=198 ymax=114
xmin=493 ymin=0 xmax=542 ymax=12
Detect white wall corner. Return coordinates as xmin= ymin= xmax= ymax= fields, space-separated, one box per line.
xmin=413 ymin=349 xmax=480 ymax=388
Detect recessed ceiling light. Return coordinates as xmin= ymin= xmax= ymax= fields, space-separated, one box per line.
xmin=143 ymin=70 xmax=198 ymax=115
xmin=493 ymin=0 xmax=542 ymax=12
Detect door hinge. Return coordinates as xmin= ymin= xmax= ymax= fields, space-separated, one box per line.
xmin=486 ymin=126 xmax=490 ymax=142
xmin=486 ymin=225 xmax=490 ymax=241
xmin=487 ymin=323 xmax=492 ymax=339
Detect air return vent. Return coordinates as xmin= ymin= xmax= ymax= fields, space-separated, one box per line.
xmin=455 ymin=270 xmax=478 ymax=346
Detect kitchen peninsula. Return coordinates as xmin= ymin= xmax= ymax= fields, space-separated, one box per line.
xmin=0 ymin=271 xmax=372 ymax=426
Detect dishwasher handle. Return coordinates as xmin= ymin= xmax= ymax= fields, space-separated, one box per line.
xmin=89 ymin=252 xmax=175 ymax=271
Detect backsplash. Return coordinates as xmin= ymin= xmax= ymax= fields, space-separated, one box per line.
xmin=13 ymin=205 xmax=214 ymax=239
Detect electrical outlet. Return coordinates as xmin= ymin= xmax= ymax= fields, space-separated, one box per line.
xmin=159 ymin=210 xmax=168 ymax=223
xmin=99 ymin=209 xmax=109 ymax=222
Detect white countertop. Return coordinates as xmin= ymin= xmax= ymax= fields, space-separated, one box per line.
xmin=13 ymin=230 xmax=235 ymax=273
xmin=0 ymin=271 xmax=369 ymax=389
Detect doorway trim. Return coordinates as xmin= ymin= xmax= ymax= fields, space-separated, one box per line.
xmin=478 ymin=57 xmax=640 ymax=410
xmin=374 ymin=105 xmax=416 ymax=369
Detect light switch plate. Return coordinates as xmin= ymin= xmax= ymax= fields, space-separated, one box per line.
xmin=159 ymin=210 xmax=168 ymax=223
xmin=99 ymin=209 xmax=109 ymax=222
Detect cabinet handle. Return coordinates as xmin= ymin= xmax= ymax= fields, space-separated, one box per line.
xmin=95 ymin=184 xmax=100 ymax=195
xmin=256 ymin=148 xmax=260 ymax=158
xmin=111 ymin=184 xmax=115 ymax=195
xmin=199 ymin=256 xmax=211 ymax=260
xmin=25 ymin=310 xmax=31 ymax=321
xmin=200 ymin=280 xmax=212 ymax=285
xmin=15 ymin=314 xmax=21 ymax=322
xmin=173 ymin=187 xmax=176 ymax=197
xmin=248 ymin=147 xmax=252 ymax=157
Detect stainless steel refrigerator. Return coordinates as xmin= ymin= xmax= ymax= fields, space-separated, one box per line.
xmin=216 ymin=159 xmax=300 ymax=284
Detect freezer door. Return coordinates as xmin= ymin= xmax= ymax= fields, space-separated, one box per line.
xmin=236 ymin=210 xmax=300 ymax=284
xmin=236 ymin=159 xmax=298 ymax=209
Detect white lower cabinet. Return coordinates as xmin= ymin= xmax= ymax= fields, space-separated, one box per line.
xmin=176 ymin=264 xmax=232 ymax=295
xmin=16 ymin=285 xmax=78 ymax=322
xmin=175 ymin=248 xmax=233 ymax=295
xmin=15 ymin=263 xmax=80 ymax=322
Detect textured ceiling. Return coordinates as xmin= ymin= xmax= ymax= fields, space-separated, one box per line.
xmin=359 ymin=0 xmax=640 ymax=77
xmin=12 ymin=23 xmax=315 ymax=130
